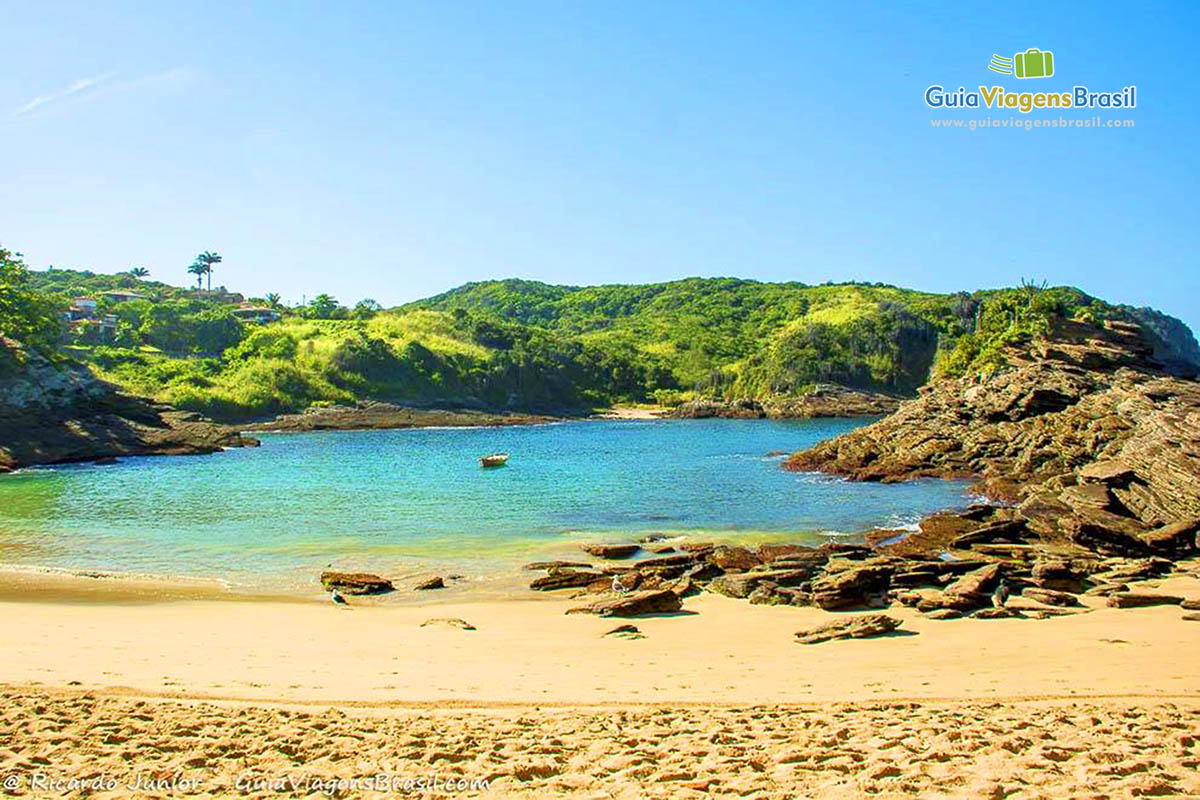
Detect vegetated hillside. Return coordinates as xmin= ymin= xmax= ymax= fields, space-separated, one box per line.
xmin=85 ymin=310 xmax=660 ymax=420
xmin=413 ymin=279 xmax=950 ymax=397
xmin=8 ymin=248 xmax=1198 ymax=422
xmin=413 ymin=278 xmax=1200 ymax=399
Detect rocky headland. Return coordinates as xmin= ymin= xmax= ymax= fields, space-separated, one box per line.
xmin=523 ymin=318 xmax=1200 ymax=624
xmin=786 ymin=318 xmax=1200 ymax=552
xmin=0 ymin=337 xmax=256 ymax=473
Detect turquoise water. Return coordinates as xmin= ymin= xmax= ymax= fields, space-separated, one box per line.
xmin=0 ymin=419 xmax=974 ymax=591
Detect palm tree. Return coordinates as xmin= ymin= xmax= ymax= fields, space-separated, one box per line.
xmin=308 ymin=293 xmax=339 ymax=318
xmin=197 ymin=251 xmax=222 ymax=291
xmin=128 ymin=267 xmax=150 ymax=278
xmin=265 ymin=292 xmax=281 ymax=308
xmin=187 ymin=259 xmax=207 ymax=290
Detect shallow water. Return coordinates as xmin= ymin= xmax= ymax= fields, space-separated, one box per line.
xmin=0 ymin=419 xmax=974 ymax=591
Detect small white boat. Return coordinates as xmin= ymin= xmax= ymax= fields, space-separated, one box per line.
xmin=479 ymin=452 xmax=510 ymax=468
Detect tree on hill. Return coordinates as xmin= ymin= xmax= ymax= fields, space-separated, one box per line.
xmin=0 ymin=247 xmax=61 ymax=353
xmin=265 ymin=293 xmax=281 ymax=308
xmin=307 ymin=294 xmax=340 ymax=318
xmin=128 ymin=267 xmax=150 ymax=278
xmin=353 ymin=298 xmax=382 ymax=319
xmin=187 ymin=258 xmax=207 ymax=290
xmin=197 ymin=251 xmax=222 ymax=291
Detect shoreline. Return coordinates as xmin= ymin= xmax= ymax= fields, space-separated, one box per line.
xmin=4 ymin=525 xmax=1198 ymax=797
xmin=2 ymin=579 xmax=1198 ymax=707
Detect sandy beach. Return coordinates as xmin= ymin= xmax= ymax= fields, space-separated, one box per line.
xmin=2 ymin=568 xmax=1198 ymax=797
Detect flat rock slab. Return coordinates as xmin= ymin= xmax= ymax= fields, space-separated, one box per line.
xmin=530 ymin=570 xmax=606 ymax=591
xmin=582 ymin=543 xmax=640 ymax=559
xmin=1021 ymin=587 xmax=1082 ymax=607
xmin=566 ymin=589 xmax=683 ymax=618
xmin=523 ymin=560 xmax=592 ymax=570
xmin=972 ymin=607 xmax=1021 ymax=619
xmin=923 ymin=609 xmax=963 ymax=620
xmin=1107 ymin=592 xmax=1184 ymax=608
xmin=420 ymin=618 xmax=475 ymax=630
xmin=319 ymin=571 xmax=394 ymax=595
xmin=795 ymin=614 xmax=901 ymax=644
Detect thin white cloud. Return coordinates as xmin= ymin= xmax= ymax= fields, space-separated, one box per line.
xmin=11 ymin=67 xmax=192 ymax=118
xmin=13 ymin=71 xmax=118 ymax=116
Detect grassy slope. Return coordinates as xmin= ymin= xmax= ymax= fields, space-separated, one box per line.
xmin=25 ymin=269 xmax=1200 ymax=422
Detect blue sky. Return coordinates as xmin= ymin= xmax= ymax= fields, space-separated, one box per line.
xmin=3 ymin=1 xmax=1198 ymax=330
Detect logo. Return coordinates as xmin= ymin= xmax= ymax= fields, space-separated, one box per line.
xmin=989 ymin=48 xmax=1055 ymax=79
xmin=924 ymin=47 xmax=1136 ymax=115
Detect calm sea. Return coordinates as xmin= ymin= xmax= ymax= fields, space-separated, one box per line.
xmin=0 ymin=419 xmax=975 ymax=594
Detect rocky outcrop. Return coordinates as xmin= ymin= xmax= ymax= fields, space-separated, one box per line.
xmin=795 ymin=614 xmax=902 ymax=644
xmin=786 ymin=320 xmax=1200 ymax=555
xmin=414 ymin=576 xmax=445 ymax=590
xmin=0 ymin=337 xmax=255 ymax=473
xmin=244 ymin=401 xmax=558 ymax=432
xmin=566 ymin=589 xmax=683 ymax=617
xmin=319 ymin=571 xmax=394 ymax=595
xmin=667 ymin=385 xmax=900 ymax=420
xmin=582 ymin=544 xmax=640 ymax=559
xmin=530 ymin=569 xmax=607 ymax=591
xmin=1106 ymin=592 xmax=1183 ymax=608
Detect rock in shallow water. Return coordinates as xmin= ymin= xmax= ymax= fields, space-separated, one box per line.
xmin=582 ymin=543 xmax=640 ymax=559
xmin=319 ymin=571 xmax=394 ymax=595
xmin=414 ymin=576 xmax=445 ymax=590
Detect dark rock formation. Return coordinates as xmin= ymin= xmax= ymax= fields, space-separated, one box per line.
xmin=566 ymin=589 xmax=683 ymax=617
xmin=244 ymin=401 xmax=559 ymax=432
xmin=0 ymin=337 xmax=256 ymax=472
xmin=786 ymin=320 xmax=1200 ymax=559
xmin=602 ymin=624 xmax=644 ymax=639
xmin=530 ymin=569 xmax=606 ymax=591
xmin=667 ymin=385 xmax=900 ymax=420
xmin=523 ymin=560 xmax=593 ymax=571
xmin=795 ymin=614 xmax=901 ymax=644
xmin=320 ymin=571 xmax=394 ymax=595
xmin=1107 ymin=592 xmax=1184 ymax=608
xmin=1021 ymin=587 xmax=1081 ymax=607
xmin=414 ymin=576 xmax=445 ymax=590
xmin=810 ymin=563 xmax=892 ymax=610
xmin=707 ymin=546 xmax=761 ymax=572
xmin=582 ymin=543 xmax=640 ymax=559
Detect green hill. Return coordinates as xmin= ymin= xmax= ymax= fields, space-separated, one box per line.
xmin=6 ymin=248 xmax=1198 ymax=422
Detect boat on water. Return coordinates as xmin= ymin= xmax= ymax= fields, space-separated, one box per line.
xmin=479 ymin=452 xmax=510 ymax=468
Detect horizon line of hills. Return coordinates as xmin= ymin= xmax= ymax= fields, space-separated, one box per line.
xmin=13 ymin=263 xmax=1200 ymax=423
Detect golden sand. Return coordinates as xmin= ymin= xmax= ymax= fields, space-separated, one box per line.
xmin=0 ymin=569 xmax=1197 ymax=797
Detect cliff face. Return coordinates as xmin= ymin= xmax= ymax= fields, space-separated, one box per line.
xmin=786 ymin=319 xmax=1200 ymax=552
xmin=0 ymin=338 xmax=255 ymax=472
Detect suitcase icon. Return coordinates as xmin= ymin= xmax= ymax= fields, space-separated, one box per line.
xmin=1014 ymin=48 xmax=1054 ymax=79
